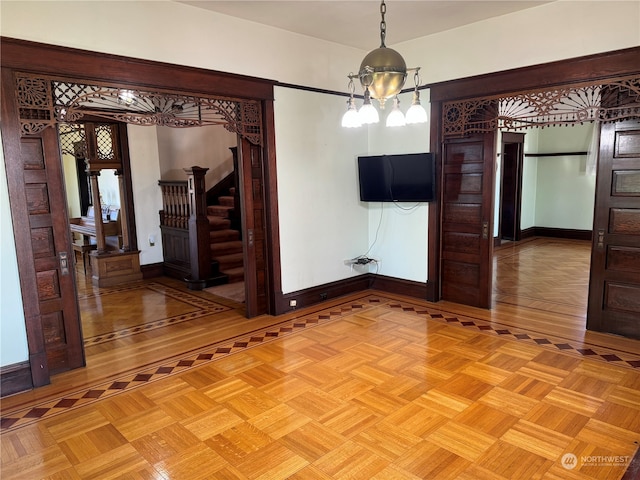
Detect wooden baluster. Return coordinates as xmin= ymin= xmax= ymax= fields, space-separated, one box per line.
xmin=170 ymin=185 xmax=177 ymax=228
xmin=182 ymin=183 xmax=189 ymax=229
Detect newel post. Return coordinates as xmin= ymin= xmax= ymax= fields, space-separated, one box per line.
xmin=184 ymin=166 xmax=211 ymax=289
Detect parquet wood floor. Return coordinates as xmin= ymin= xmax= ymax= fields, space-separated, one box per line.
xmin=493 ymin=237 xmax=590 ymax=318
xmin=2 ymin=240 xmax=640 ymax=479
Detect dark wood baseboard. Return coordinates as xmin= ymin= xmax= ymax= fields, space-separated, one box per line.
xmin=275 ymin=274 xmax=430 ymax=315
xmin=369 ymin=274 xmax=429 ymax=299
xmin=276 ymin=275 xmax=371 ymax=315
xmin=520 ymin=227 xmax=592 ymax=241
xmin=141 ymin=262 xmax=165 ymax=279
xmin=0 ymin=361 xmax=33 ymax=397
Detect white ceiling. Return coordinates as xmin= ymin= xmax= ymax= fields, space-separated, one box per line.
xmin=177 ymin=1 xmax=553 ymax=50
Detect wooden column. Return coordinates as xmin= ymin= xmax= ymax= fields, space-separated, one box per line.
xmin=185 ymin=166 xmax=211 ymax=288
xmin=88 ymin=171 xmax=107 ymax=254
xmin=115 ymin=169 xmax=131 ymax=251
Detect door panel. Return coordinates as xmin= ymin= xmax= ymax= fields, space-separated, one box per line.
xmin=441 ymin=133 xmax=496 ymax=308
xmin=1 ymin=66 xmax=84 ymax=384
xmin=587 ymin=120 xmax=640 ymax=338
xmin=238 ymin=138 xmax=268 ymax=317
xmin=22 ymin=129 xmax=85 ymax=373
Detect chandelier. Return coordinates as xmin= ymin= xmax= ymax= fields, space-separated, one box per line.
xmin=342 ymin=0 xmax=428 ymax=128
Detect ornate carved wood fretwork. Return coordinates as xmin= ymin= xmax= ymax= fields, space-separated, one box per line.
xmin=15 ymin=73 xmax=263 ymax=145
xmin=442 ymin=76 xmax=640 ymax=138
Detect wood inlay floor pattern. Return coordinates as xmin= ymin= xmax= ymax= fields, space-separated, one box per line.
xmin=2 ymin=294 xmax=640 ymax=479
xmin=80 ymin=282 xmax=231 ymax=347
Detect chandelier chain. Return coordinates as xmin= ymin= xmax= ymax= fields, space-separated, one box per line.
xmin=379 ymin=0 xmax=387 ymax=47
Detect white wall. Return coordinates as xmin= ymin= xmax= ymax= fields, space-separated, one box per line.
xmin=534 ymin=124 xmax=596 ymax=230
xmin=156 ymin=125 xmax=237 ymax=191
xmin=0 ymin=131 xmax=29 ymax=366
xmin=520 ymin=124 xmax=596 ymax=231
xmin=0 ymin=1 xmax=362 ymax=93
xmin=127 ymin=125 xmax=164 ymax=265
xmin=397 ymin=1 xmax=640 ymax=85
xmin=364 ymin=90 xmax=431 ymax=281
xmin=62 ymin=152 xmax=81 ymax=218
xmin=521 ymin=128 xmax=540 ymax=230
xmin=97 ymin=170 xmax=120 ymax=208
xmin=535 ymin=154 xmax=596 ymax=229
xmin=274 ymin=87 xmax=369 ymax=293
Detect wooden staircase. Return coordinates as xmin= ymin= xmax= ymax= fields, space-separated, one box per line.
xmin=207 ymin=187 xmax=244 ymax=284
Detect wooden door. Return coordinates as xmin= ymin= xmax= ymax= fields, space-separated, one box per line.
xmin=499 ymin=133 xmax=525 ymax=242
xmin=441 ymin=132 xmax=496 ymax=308
xmin=238 ymin=137 xmax=269 ymax=317
xmin=587 ymin=119 xmax=640 ymax=338
xmin=1 ymin=69 xmax=85 ymax=383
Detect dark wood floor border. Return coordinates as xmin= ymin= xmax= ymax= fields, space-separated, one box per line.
xmin=0 ymin=361 xmax=32 ymax=398
xmin=521 ymin=227 xmax=592 ymax=241
xmin=275 ymin=274 xmax=429 ymax=315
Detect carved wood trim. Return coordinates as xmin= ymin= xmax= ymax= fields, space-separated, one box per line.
xmin=14 ymin=72 xmax=264 ymax=146
xmin=442 ymin=76 xmax=640 ymax=139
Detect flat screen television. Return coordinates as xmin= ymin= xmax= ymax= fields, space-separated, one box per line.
xmin=357 ymin=153 xmax=436 ymax=202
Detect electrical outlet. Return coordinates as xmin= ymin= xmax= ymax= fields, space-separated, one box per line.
xmin=289 ymin=299 xmax=297 ymax=307
xmin=320 ymin=292 xmax=327 ymax=300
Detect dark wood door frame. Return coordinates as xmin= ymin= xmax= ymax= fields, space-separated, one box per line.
xmin=498 ymin=132 xmax=525 ymax=243
xmin=1 ymin=37 xmax=282 ymax=386
xmin=427 ymin=46 xmax=640 ymax=303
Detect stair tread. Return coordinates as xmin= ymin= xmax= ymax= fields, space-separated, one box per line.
xmin=210 ymin=229 xmax=240 ymax=241
xmin=210 ymin=241 xmax=243 ymax=256
xmin=214 ymin=252 xmax=244 ymax=261
xmin=211 ymin=240 xmax=243 ymax=248
xmin=218 ymin=196 xmax=235 ymax=207
xmin=221 ymin=266 xmax=244 ymax=274
xmin=208 ymin=216 xmax=231 ymax=230
xmin=207 ymin=205 xmax=233 ymax=216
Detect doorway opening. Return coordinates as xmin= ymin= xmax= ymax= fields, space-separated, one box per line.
xmin=492 ymin=124 xmax=597 ymax=319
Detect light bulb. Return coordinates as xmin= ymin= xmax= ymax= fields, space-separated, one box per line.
xmin=405 ymin=91 xmax=428 ymax=124
xmin=359 ymin=103 xmax=380 ymax=124
xmin=386 ymin=97 xmax=405 ymax=127
xmin=341 ymin=98 xmax=362 ymax=128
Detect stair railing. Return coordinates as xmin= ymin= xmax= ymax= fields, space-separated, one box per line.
xmin=158 ymin=166 xmax=212 ymax=289
xmin=159 ymin=181 xmax=190 ymax=229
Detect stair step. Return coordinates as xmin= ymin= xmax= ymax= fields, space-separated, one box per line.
xmin=229 ymin=187 xmax=236 ymax=195
xmin=208 ymin=216 xmax=231 ymax=230
xmin=219 ymin=196 xmax=235 ymax=207
xmin=207 ymin=205 xmax=233 ymax=217
xmin=221 ymin=266 xmax=244 ymax=283
xmin=210 ymin=240 xmax=243 ymax=256
xmin=210 ymin=229 xmax=240 ymax=242
xmin=215 ymin=252 xmax=244 ymax=270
